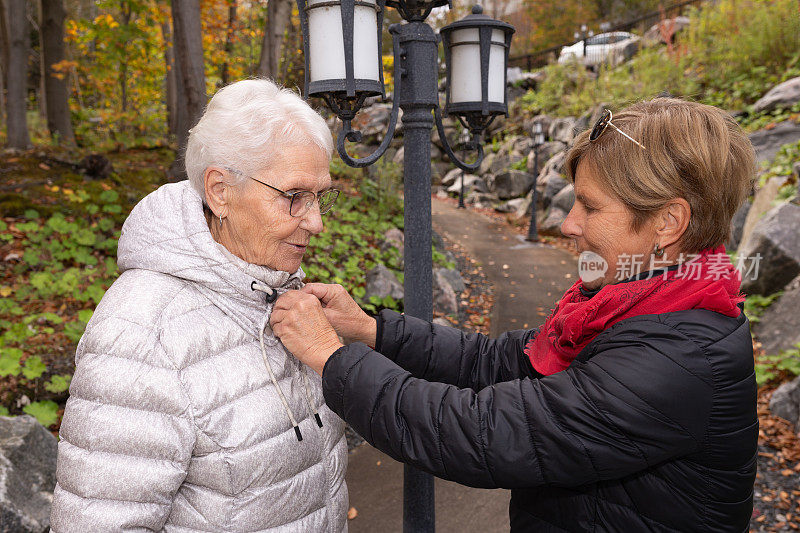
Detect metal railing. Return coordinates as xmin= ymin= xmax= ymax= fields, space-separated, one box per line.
xmin=508 ymin=0 xmax=707 ymax=71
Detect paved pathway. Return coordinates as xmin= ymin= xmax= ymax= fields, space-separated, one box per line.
xmin=344 ymin=198 xmax=578 ymax=532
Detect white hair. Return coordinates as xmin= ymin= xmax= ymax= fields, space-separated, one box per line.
xmin=185 ymin=78 xmax=334 ymax=202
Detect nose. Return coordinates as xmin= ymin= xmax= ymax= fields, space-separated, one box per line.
xmin=299 ymin=201 xmax=324 ymax=234
xmin=560 ymin=205 xmax=582 ymax=239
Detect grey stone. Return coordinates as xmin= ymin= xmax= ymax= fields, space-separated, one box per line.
xmin=541 ymin=171 xmax=569 ymax=209
xmin=739 ymin=177 xmax=788 ymax=252
xmin=523 ymin=115 xmax=553 ymax=140
xmin=491 ymin=170 xmax=535 ymax=200
xmin=552 ymin=183 xmax=575 ymax=212
xmin=447 ymin=174 xmax=486 ymax=195
xmin=753 ymin=77 xmax=800 ymax=115
xmin=351 ymin=103 xmax=393 ymax=141
xmin=433 ymin=269 xmax=458 ymax=315
xmin=478 ymin=152 xmax=498 ymax=176
xmin=642 ymin=16 xmax=691 ymax=46
xmin=0 ymin=415 xmax=58 ymax=533
xmin=754 ymin=275 xmax=800 ymax=356
xmin=392 ymin=146 xmax=405 ymax=166
xmin=442 ymin=167 xmax=462 ymax=187
xmin=436 ymin=267 xmax=466 ymax=294
xmin=538 ymin=150 xmax=567 ymax=180
xmin=507 ymin=67 xmax=545 ymax=90
xmin=432 ymin=317 xmax=452 ymax=327
xmin=496 ymin=197 xmax=528 ymax=214
xmin=539 ymin=207 xmax=568 ymax=237
xmin=365 ymin=264 xmax=404 ymax=302
xmin=466 ymin=191 xmax=499 ymax=207
xmin=770 ymin=375 xmax=800 ymax=429
xmin=487 ymin=153 xmax=526 ymax=175
xmin=794 ymin=161 xmax=800 ymax=181
xmin=739 ymin=202 xmax=800 ymax=296
xmin=728 ymin=200 xmax=752 ymax=250
xmin=749 ymin=121 xmax=800 ymax=164
xmin=514 ymin=190 xmax=534 ymax=219
xmin=527 ymin=142 xmax=566 ymax=174
xmin=381 ymin=228 xmax=404 ymax=257
xmin=548 ymin=117 xmax=578 ymax=144
xmin=430 ymin=144 xmax=444 ymax=162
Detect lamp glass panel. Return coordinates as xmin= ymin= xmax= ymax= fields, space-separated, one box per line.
xmin=449 ymin=28 xmax=481 ymax=103
xmin=308 ymin=1 xmax=346 ymax=82
xmin=353 ymin=1 xmax=380 ymax=82
xmin=488 ymin=29 xmax=506 ymax=103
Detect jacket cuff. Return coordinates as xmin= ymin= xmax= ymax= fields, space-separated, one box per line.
xmin=322 ymin=342 xmax=373 ymax=417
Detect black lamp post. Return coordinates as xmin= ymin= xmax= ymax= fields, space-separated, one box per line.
xmin=525 ymin=121 xmax=545 ymax=242
xmin=575 ymin=23 xmax=594 ymax=61
xmin=457 ymin=129 xmax=470 ymax=208
xmin=295 ymin=1 xmax=514 ymax=531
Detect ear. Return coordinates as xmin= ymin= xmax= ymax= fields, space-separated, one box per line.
xmin=204 ymin=167 xmax=229 ymax=218
xmin=655 ymin=198 xmax=691 ymax=250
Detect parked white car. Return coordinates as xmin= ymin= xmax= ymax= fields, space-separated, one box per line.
xmin=558 ymin=31 xmax=640 ymax=68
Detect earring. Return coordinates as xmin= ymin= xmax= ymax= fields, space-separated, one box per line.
xmin=653 ymin=243 xmax=665 ymax=257
xmin=219 ymin=214 xmax=224 ymax=226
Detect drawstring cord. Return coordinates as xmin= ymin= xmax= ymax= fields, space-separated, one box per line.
xmin=251 ymin=281 xmax=323 ymax=441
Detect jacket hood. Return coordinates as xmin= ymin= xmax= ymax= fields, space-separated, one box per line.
xmin=117 ymin=181 xmax=304 ymax=337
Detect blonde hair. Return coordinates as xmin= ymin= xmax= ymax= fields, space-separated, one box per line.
xmin=565 ymin=97 xmax=756 ymax=254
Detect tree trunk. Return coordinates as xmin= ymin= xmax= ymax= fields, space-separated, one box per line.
xmin=160 ymin=19 xmax=181 ymax=138
xmin=1 ymin=0 xmax=31 ymax=149
xmin=219 ymin=0 xmax=237 ymax=86
xmin=256 ymin=0 xmax=291 ymax=79
xmin=170 ymin=0 xmax=206 ymax=180
xmin=41 ymin=0 xmax=76 ymax=145
xmin=118 ymin=1 xmax=131 ymax=114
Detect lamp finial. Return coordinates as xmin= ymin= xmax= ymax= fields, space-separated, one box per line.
xmin=471 ymin=4 xmax=483 ymax=14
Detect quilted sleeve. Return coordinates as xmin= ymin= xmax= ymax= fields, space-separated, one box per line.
xmin=50 ymin=317 xmax=196 ymax=532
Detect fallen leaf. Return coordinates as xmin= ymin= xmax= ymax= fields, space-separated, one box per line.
xmin=348 ymin=507 xmax=358 ymax=520
xmin=376 ymin=461 xmax=381 ymax=466
xmin=39 ymin=163 xmax=51 ymax=170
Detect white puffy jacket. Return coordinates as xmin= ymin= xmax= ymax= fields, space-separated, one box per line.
xmin=50 ymin=181 xmax=348 ymax=532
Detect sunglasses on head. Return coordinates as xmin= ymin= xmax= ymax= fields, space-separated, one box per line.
xmin=590 ymin=109 xmax=646 ymax=150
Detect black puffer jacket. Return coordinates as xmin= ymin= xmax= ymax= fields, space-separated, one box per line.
xmin=322 ymin=306 xmax=757 ymax=532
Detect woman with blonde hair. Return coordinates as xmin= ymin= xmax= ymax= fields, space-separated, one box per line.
xmin=273 ymin=97 xmax=759 ymax=532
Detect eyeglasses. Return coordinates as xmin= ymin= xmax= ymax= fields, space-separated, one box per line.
xmin=589 ymin=109 xmax=646 ymax=150
xmin=223 ymin=167 xmax=340 ymax=217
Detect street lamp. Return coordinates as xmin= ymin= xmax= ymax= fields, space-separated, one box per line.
xmin=295 ymin=1 xmax=514 ymax=531
xmin=525 ymin=121 xmax=546 ymax=242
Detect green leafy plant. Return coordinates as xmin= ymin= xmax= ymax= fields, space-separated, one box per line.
xmin=756 ymin=344 xmax=800 ymax=386
xmin=744 ymin=292 xmax=782 ymax=325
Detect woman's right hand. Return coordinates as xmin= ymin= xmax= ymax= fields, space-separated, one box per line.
xmin=301 ymin=283 xmax=377 ymax=347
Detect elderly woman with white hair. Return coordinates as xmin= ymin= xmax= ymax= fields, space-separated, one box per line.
xmin=50 ymin=79 xmax=348 ymax=532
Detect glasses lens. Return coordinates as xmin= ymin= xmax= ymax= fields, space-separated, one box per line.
xmin=590 ymin=109 xmax=611 ymax=141
xmin=289 ymin=191 xmax=316 ymax=217
xmin=319 ymin=189 xmax=339 ymax=215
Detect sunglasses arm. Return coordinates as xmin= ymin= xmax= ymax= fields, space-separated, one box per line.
xmin=607 ymin=122 xmax=647 ymax=150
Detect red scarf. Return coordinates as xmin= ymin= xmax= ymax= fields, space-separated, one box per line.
xmin=524 ymin=245 xmax=745 ymax=376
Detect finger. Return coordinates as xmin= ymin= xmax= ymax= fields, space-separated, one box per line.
xmin=273 ymin=290 xmax=303 ymax=310
xmin=301 ymin=283 xmax=335 ymax=304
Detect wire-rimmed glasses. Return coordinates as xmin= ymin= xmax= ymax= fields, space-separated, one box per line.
xmin=223 ymin=167 xmax=340 ymax=217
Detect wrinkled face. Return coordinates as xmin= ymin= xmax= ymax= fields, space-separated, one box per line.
xmin=560 ymin=160 xmax=658 ymax=290
xmin=224 ymin=144 xmax=331 ymax=272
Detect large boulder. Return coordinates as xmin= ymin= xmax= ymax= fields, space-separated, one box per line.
xmin=727 ymin=200 xmax=752 ymax=250
xmin=490 ymin=170 xmax=535 ymax=200
xmin=465 ymin=191 xmax=499 ymax=208
xmin=441 ymin=167 xmax=462 ymax=187
xmin=527 ymin=142 xmax=566 ymax=173
xmin=749 ymin=121 xmax=800 ymax=164
xmin=0 ymin=415 xmax=58 ymax=533
xmin=540 ymin=171 xmax=569 ymax=209
xmin=447 ymin=174 xmax=486 ymax=195
xmin=642 ymin=16 xmax=691 ymax=46
xmin=739 ymin=176 xmax=788 ymax=252
xmin=435 ymin=267 xmax=466 ymax=294
xmin=433 ymin=269 xmax=459 ymax=316
xmin=770 ymin=375 xmax=800 ymax=429
xmin=350 ymin=103 xmax=393 ymax=141
xmin=739 ymin=202 xmax=800 ymax=296
xmin=539 ymin=207 xmax=568 ymax=237
xmin=365 ymin=264 xmax=404 ymax=301
xmin=538 ymin=150 xmax=567 ymax=179
xmin=552 ymin=183 xmax=575 ymax=212
xmin=487 ymin=153 xmax=526 ymax=175
xmin=754 ymin=275 xmax=800 ymax=356
xmin=753 ymin=77 xmax=800 ymax=115
xmin=548 ymin=117 xmax=578 ymax=144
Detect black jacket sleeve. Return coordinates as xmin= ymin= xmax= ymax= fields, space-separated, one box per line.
xmin=323 ymin=318 xmax=712 ymax=490
xmin=375 ymin=310 xmax=541 ymax=389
